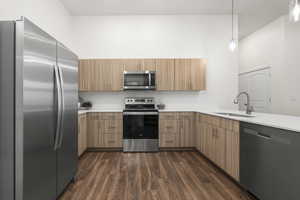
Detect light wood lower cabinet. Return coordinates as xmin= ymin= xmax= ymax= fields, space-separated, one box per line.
xmin=159 ymin=112 xmax=194 ymax=148
xmin=78 ymin=114 xmax=87 ymax=156
xmin=195 ymin=113 xmax=240 ymax=181
xmin=178 ymin=113 xmax=194 ymax=147
xmin=87 ymin=112 xmax=122 ymax=148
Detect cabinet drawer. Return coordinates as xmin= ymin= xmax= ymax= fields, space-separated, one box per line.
xmin=178 ymin=112 xmax=193 ymax=120
xmin=160 ymin=132 xmax=179 ymax=147
xmin=101 ymin=113 xmax=122 ymax=120
xmin=102 ymin=132 xmax=122 ymax=147
xmin=88 ymin=113 xmax=101 ymax=120
xmin=160 ymin=113 xmax=178 ymax=120
xmin=160 ymin=120 xmax=178 ymax=133
xmin=102 ymin=120 xmax=121 ymax=133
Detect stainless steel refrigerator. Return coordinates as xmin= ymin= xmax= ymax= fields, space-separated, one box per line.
xmin=0 ymin=17 xmax=78 ymax=200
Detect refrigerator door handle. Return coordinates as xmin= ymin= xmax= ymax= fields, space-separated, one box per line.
xmin=54 ymin=65 xmax=62 ymax=150
xmin=57 ymin=65 xmax=65 ymax=148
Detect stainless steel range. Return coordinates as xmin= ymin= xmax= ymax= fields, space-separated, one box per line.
xmin=123 ymin=97 xmax=159 ymax=152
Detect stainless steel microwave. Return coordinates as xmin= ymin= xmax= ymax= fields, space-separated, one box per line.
xmin=123 ymin=71 xmax=156 ymax=90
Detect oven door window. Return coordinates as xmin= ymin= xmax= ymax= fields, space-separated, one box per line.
xmin=124 ymin=74 xmax=149 ymax=87
xmin=123 ymin=114 xmax=158 ymax=139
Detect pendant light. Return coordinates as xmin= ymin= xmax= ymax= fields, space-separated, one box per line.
xmin=290 ymin=0 xmax=300 ymax=22
xmin=229 ymin=0 xmax=237 ymax=52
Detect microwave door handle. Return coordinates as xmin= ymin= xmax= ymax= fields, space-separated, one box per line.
xmin=148 ymin=72 xmax=151 ymax=87
xmin=54 ymin=65 xmax=62 ymax=150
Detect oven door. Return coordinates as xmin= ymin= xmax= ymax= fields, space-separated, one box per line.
xmin=123 ymin=71 xmax=156 ymax=90
xmin=123 ymin=112 xmax=159 ymax=152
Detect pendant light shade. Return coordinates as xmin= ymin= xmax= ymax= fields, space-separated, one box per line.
xmin=290 ymin=0 xmax=300 ymax=22
xmin=229 ymin=39 xmax=237 ymax=51
xmin=229 ymin=0 xmax=237 ymax=52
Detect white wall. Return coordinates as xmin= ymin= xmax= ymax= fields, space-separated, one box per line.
xmin=74 ymin=15 xmax=239 ymax=110
xmin=0 ymin=0 xmax=76 ymax=53
xmin=24 ymin=0 xmax=76 ymax=52
xmin=0 ymin=0 xmax=23 ymax=20
xmin=239 ymin=15 xmax=300 ymax=116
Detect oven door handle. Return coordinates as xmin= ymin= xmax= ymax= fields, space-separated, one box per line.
xmin=123 ymin=112 xmax=158 ymax=115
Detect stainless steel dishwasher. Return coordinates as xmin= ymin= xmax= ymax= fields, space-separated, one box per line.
xmin=240 ymin=122 xmax=300 ymax=200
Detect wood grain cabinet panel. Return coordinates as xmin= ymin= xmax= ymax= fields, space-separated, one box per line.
xmin=178 ymin=113 xmax=194 ymax=147
xmin=196 ymin=114 xmax=240 ymax=180
xmin=225 ymin=122 xmax=240 ymax=181
xmin=79 ymin=58 xmax=206 ymax=92
xmin=213 ymin=127 xmax=226 ymax=169
xmin=159 ymin=113 xmax=179 ymax=147
xmin=79 ymin=59 xmax=124 ymax=91
xmin=87 ymin=113 xmax=123 ymax=148
xmin=143 ymin=59 xmax=157 ymax=71
xmin=156 ymin=59 xmax=175 ymax=91
xmin=123 ymin=59 xmax=143 ymax=71
xmin=87 ymin=113 xmax=101 ymax=148
xmin=174 ymin=59 xmax=206 ymax=91
xmin=78 ymin=114 xmax=87 ymax=156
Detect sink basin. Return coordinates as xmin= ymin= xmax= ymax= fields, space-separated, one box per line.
xmin=215 ymin=112 xmax=255 ymax=118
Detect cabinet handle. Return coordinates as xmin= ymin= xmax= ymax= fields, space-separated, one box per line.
xmin=166 ymin=140 xmax=173 ymax=143
xmin=108 ymin=126 xmax=116 ymax=129
xmin=108 ymin=141 xmax=115 ymax=144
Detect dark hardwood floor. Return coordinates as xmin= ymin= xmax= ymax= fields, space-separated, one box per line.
xmin=59 ymin=151 xmax=253 ymax=200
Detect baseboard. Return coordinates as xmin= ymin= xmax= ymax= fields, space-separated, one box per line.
xmin=87 ymin=148 xmax=123 ymax=152
xmin=159 ymin=147 xmax=196 ymax=152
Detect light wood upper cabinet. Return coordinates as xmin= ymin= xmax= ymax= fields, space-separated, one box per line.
xmin=79 ymin=58 xmax=206 ymax=91
xmin=143 ymin=59 xmax=157 ymax=71
xmin=123 ymin=59 xmax=143 ymax=71
xmin=79 ymin=59 xmax=124 ymax=91
xmin=175 ymin=59 xmax=206 ymax=91
xmin=156 ymin=59 xmax=175 ymax=91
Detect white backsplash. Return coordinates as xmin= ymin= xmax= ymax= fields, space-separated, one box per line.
xmin=79 ymin=91 xmax=221 ymax=111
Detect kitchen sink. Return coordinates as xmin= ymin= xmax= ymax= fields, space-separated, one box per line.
xmin=215 ymin=112 xmax=255 ymax=118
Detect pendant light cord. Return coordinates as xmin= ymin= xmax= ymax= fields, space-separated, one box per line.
xmin=232 ymin=0 xmax=234 ymax=40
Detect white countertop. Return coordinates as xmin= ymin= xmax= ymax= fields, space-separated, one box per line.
xmin=78 ymin=108 xmax=300 ymax=133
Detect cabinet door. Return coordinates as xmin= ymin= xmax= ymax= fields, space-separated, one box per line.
xmin=124 ymin=59 xmax=143 ymax=71
xmin=225 ymin=129 xmax=240 ymax=180
xmin=175 ymin=59 xmax=192 ymax=90
xmin=174 ymin=59 xmax=206 ymax=91
xmin=110 ymin=60 xmax=124 ymax=91
xmin=178 ymin=113 xmax=194 ymax=147
xmin=87 ymin=113 xmax=100 ymax=148
xmin=78 ymin=115 xmax=83 ymax=156
xmin=191 ymin=59 xmax=206 ymax=90
xmin=143 ymin=59 xmax=156 ymax=71
xmin=79 ymin=60 xmax=91 ymax=91
xmin=214 ymin=127 xmax=226 ymax=169
xmin=195 ymin=114 xmax=202 ymax=151
xmin=156 ymin=59 xmax=175 ymax=91
xmin=82 ymin=115 xmax=87 ymax=153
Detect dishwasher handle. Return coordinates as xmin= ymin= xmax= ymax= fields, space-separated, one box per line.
xmin=244 ymin=128 xmax=272 ymax=140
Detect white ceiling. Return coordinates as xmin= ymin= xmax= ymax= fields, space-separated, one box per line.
xmin=60 ymin=0 xmax=289 ymax=38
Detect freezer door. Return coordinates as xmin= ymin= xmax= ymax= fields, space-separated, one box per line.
xmin=56 ymin=42 xmax=78 ymax=196
xmin=22 ymin=18 xmax=57 ymax=200
xmin=0 ymin=21 xmax=15 ymax=200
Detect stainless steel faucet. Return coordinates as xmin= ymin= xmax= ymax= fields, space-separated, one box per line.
xmin=234 ymin=92 xmax=254 ymax=115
